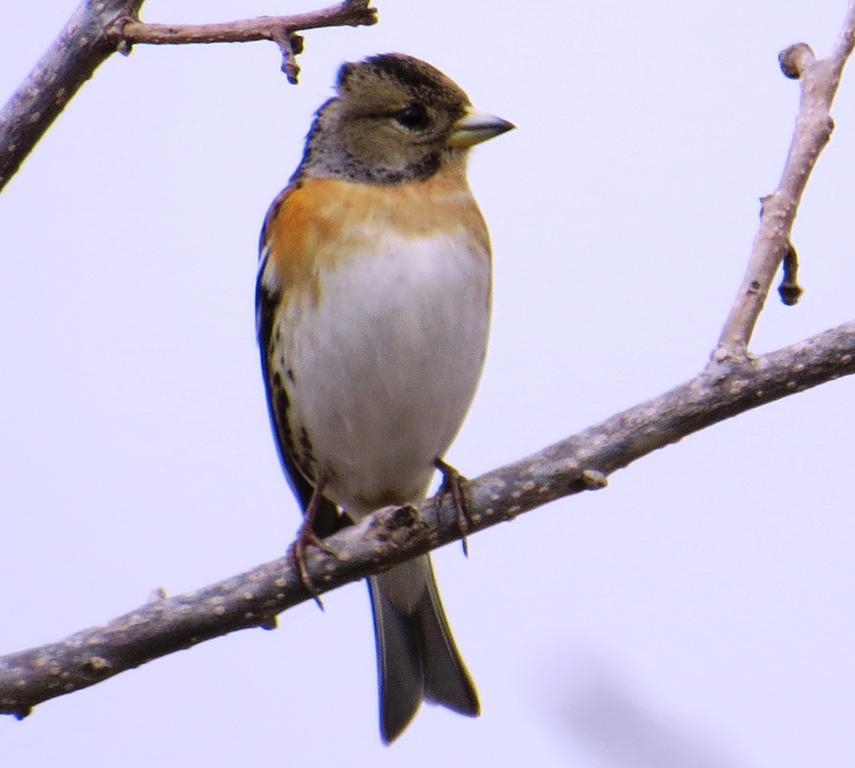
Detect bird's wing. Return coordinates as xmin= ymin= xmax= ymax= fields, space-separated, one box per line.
xmin=256 ymin=188 xmax=347 ymax=538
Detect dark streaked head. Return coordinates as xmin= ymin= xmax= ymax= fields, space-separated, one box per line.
xmin=295 ymin=53 xmax=514 ymax=184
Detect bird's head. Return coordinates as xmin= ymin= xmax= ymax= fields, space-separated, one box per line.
xmin=298 ymin=53 xmax=514 ymax=183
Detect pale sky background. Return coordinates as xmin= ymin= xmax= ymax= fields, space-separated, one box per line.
xmin=2 ymin=1 xmax=855 ymax=766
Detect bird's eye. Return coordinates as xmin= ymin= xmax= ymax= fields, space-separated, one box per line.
xmin=394 ymin=103 xmax=430 ymax=130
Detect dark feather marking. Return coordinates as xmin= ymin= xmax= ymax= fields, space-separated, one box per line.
xmin=255 ymin=250 xmax=347 ymax=538
xmin=364 ymin=53 xmax=446 ymax=94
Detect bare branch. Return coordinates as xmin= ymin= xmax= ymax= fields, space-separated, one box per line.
xmin=0 ymin=0 xmax=378 ymax=192
xmin=714 ymin=1 xmax=855 ymax=360
xmin=119 ymin=1 xmax=379 ymax=83
xmin=3 ymin=320 xmax=855 ymax=718
xmin=0 ymin=0 xmax=144 ymax=192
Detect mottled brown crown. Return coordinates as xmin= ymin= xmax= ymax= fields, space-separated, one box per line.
xmin=294 ymin=53 xmax=473 ymax=184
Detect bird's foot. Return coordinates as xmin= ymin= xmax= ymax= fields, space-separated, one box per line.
xmin=433 ymin=457 xmax=473 ymax=557
xmin=288 ymin=522 xmax=339 ymax=611
xmin=288 ymin=478 xmax=339 ymax=610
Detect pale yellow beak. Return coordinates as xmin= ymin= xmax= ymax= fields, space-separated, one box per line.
xmin=447 ymin=107 xmax=515 ymax=148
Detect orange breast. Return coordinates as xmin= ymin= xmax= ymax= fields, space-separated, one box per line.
xmin=261 ymin=164 xmax=490 ymax=303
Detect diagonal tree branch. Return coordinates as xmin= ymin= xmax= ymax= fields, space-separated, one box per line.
xmin=2 ymin=320 xmax=855 ymax=718
xmin=0 ymin=0 xmax=377 ymax=192
xmin=714 ymin=0 xmax=855 ymax=360
xmin=0 ymin=0 xmax=143 ymax=192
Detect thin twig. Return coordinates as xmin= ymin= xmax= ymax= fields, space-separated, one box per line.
xmin=3 ymin=320 xmax=855 ymax=717
xmin=119 ymin=1 xmax=378 ymax=83
xmin=714 ymin=1 xmax=855 ymax=360
xmin=121 ymin=2 xmax=377 ymax=45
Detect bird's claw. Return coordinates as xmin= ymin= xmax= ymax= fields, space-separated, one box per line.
xmin=433 ymin=457 xmax=473 ymax=557
xmin=288 ymin=517 xmax=338 ymax=610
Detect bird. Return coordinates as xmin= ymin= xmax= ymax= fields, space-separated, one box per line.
xmin=255 ymin=52 xmax=513 ymax=743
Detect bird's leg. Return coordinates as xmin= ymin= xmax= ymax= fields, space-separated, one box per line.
xmin=433 ymin=457 xmax=472 ymax=557
xmin=288 ymin=477 xmax=338 ymax=609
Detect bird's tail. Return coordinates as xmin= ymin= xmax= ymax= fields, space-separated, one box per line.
xmin=367 ymin=554 xmax=479 ymax=743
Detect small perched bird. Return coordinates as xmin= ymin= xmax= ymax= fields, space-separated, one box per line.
xmin=256 ymin=53 xmax=513 ymax=743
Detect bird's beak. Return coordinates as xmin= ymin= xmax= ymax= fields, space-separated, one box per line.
xmin=447 ymin=107 xmax=515 ymax=148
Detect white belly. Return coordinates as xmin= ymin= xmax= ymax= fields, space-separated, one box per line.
xmin=280 ymin=229 xmax=490 ymax=515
